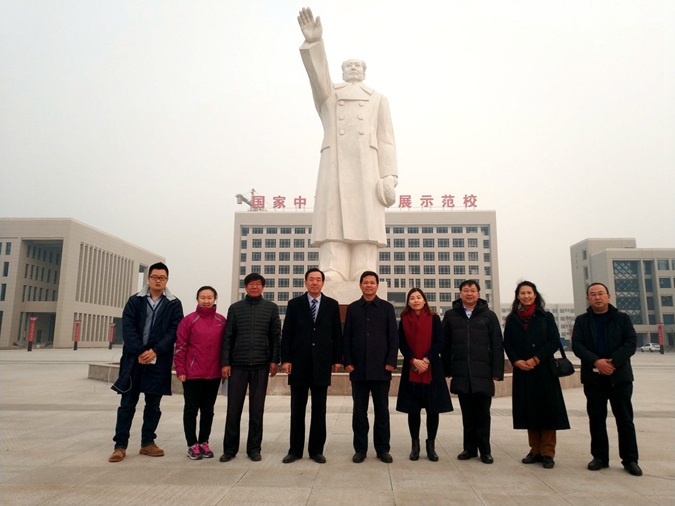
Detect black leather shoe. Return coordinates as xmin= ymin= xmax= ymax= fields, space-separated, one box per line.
xmin=377 ymin=452 xmax=393 ymax=463
xmin=410 ymin=439 xmax=420 ymax=461
xmin=588 ymin=458 xmax=609 ymax=471
xmin=352 ymin=452 xmax=366 ymax=463
xmin=282 ymin=453 xmax=297 ymax=464
xmin=426 ymin=439 xmax=439 ymax=462
xmin=480 ymin=453 xmax=494 ymax=464
xmin=219 ymin=453 xmax=234 ymax=462
xmin=248 ymin=452 xmax=262 ymax=462
xmin=522 ymin=453 xmax=543 ymax=464
xmin=311 ymin=454 xmax=326 ymax=464
xmin=623 ymin=462 xmax=643 ymax=476
xmin=542 ymin=456 xmax=555 ymax=469
xmin=457 ymin=450 xmax=477 ymax=460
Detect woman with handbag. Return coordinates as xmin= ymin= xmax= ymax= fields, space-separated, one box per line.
xmin=396 ymin=288 xmax=453 ymax=461
xmin=504 ymin=281 xmax=570 ymax=469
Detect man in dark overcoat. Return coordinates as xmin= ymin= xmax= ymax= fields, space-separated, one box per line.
xmin=343 ymin=271 xmax=398 ymax=464
xmin=280 ymin=268 xmax=343 ymax=464
xmin=109 ymin=262 xmax=184 ymax=462
xmin=442 ymin=280 xmax=503 ymax=464
xmin=572 ymin=282 xmax=642 ymax=476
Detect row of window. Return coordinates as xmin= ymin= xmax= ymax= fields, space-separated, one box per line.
xmin=23 ymin=264 xmax=59 ymax=284
xmin=253 ymin=289 xmax=489 ymax=305
xmin=240 ymin=251 xmax=320 ymax=263
xmin=25 ymin=245 xmax=61 ymax=265
xmin=242 ymin=227 xmax=309 ymax=236
xmin=22 ymin=285 xmax=58 ymax=302
xmin=380 ymin=251 xmax=490 ymax=263
xmin=239 ymin=277 xmax=493 ymax=292
xmin=380 ymin=265 xmax=490 ymax=276
xmin=241 ymin=226 xmax=490 ymax=236
xmin=0 ymin=242 xmax=11 ymax=255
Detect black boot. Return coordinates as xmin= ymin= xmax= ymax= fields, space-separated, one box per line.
xmin=426 ymin=439 xmax=438 ymax=462
xmin=409 ymin=439 xmax=420 ymax=461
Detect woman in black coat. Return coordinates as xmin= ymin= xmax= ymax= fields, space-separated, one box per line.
xmin=396 ymin=288 xmax=453 ymax=461
xmin=503 ymin=281 xmax=570 ymax=469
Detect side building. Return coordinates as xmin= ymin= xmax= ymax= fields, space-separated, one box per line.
xmin=231 ymin=210 xmax=500 ymax=318
xmin=570 ymin=238 xmax=675 ymax=350
xmin=0 ymin=218 xmax=164 ymax=348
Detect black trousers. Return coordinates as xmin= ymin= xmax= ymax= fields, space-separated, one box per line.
xmin=223 ymin=367 xmax=269 ymax=456
xmin=583 ymin=379 xmax=639 ymax=465
xmin=351 ymin=380 xmax=391 ymax=454
xmin=289 ymin=384 xmax=328 ymax=457
xmin=458 ymin=392 xmax=492 ymax=456
xmin=182 ymin=378 xmax=221 ymax=447
xmin=113 ymin=365 xmax=162 ymax=449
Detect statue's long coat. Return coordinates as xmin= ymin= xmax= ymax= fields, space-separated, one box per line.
xmin=300 ymin=40 xmax=397 ymax=247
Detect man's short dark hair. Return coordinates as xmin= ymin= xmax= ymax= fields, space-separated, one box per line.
xmin=586 ymin=282 xmax=609 ymax=296
xmin=148 ymin=262 xmax=169 ymax=277
xmin=305 ymin=268 xmax=325 ymax=281
xmin=244 ymin=272 xmax=266 ymax=287
xmin=459 ymin=279 xmax=480 ymax=292
xmin=359 ymin=270 xmax=379 ymax=284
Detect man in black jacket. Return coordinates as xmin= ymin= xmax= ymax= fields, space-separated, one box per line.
xmin=109 ymin=262 xmax=184 ymax=463
xmin=280 ymin=268 xmax=343 ymax=464
xmin=572 ymin=282 xmax=641 ymax=476
xmin=343 ymin=271 xmax=398 ymax=464
xmin=442 ymin=280 xmax=503 ymax=464
xmin=220 ymin=273 xmax=281 ymax=462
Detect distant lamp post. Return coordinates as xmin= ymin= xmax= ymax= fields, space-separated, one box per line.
xmin=108 ymin=322 xmax=116 ymax=350
xmin=27 ymin=316 xmax=38 ymax=352
xmin=73 ymin=319 xmax=81 ymax=351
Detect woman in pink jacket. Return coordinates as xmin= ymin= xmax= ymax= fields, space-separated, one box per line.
xmin=174 ymin=286 xmax=226 ymax=460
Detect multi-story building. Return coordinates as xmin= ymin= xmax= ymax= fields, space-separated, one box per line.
xmin=231 ymin=210 xmax=500 ymax=319
xmin=0 ymin=218 xmax=163 ymax=348
xmin=570 ymin=238 xmax=675 ymax=349
xmin=500 ymin=302 xmax=576 ymax=347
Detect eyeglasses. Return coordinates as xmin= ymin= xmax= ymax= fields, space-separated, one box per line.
xmin=588 ymin=292 xmax=607 ymax=298
xmin=149 ymin=276 xmax=168 ymax=282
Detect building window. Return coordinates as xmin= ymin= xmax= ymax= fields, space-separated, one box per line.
xmin=0 ymin=283 xmax=5 ymax=301
xmin=252 ymin=252 xmax=261 ymax=262
xmin=484 ymin=266 xmax=491 ymax=276
xmin=264 ymin=265 xmax=275 ymax=274
xmin=422 ymin=239 xmax=435 ymax=248
xmin=423 ymin=265 xmax=436 ymax=275
xmin=468 ymin=266 xmax=479 ymax=275
xmin=380 ymin=265 xmax=391 ymax=275
xmin=293 ymin=265 xmax=305 ymax=275
xmin=424 ymin=279 xmax=435 ymax=289
xmin=662 ymin=296 xmax=674 ymax=307
xmin=468 ymin=252 xmax=478 ymax=261
xmin=452 ymin=239 xmax=464 ymax=248
xmin=408 ymin=252 xmax=420 ymax=262
xmin=278 ymin=279 xmax=289 ymax=288
xmin=250 ymin=227 xmax=262 ymax=234
xmin=423 ymin=252 xmax=435 ymax=262
xmin=648 ymin=314 xmax=656 ymax=325
xmin=437 ymin=227 xmax=448 ymax=234
xmin=483 ymin=240 xmax=490 ymax=249
xmin=660 ymin=278 xmax=672 ymax=289
xmin=658 ymin=259 xmax=670 ymax=270
xmin=241 ymin=240 xmax=247 ymax=249
xmin=394 ymin=265 xmax=406 ymax=274
xmin=279 ymin=252 xmax=290 ymax=262
xmin=438 ymin=252 xmax=450 ymax=262
xmin=266 ymin=227 xmax=277 ymax=234
xmin=379 ymin=252 xmax=391 ymax=262
xmin=485 ymin=280 xmax=492 ymax=289
xmin=484 ymin=253 xmax=490 ymax=262
xmin=239 ymin=267 xmax=246 ymax=276
xmin=280 ymin=239 xmax=291 ymax=248
xmin=422 ymin=227 xmax=433 ymax=234
xmin=294 ymin=239 xmax=305 ymax=248
xmin=392 ymin=227 xmax=404 ymax=234
xmin=438 ymin=238 xmax=449 ymax=248
xmin=647 ymin=297 xmax=654 ymax=310
xmin=466 ymin=226 xmax=478 ymax=233
xmin=439 ymin=266 xmax=451 ymax=275
xmin=440 ymin=293 xmax=452 ymax=302
xmin=453 ymin=252 xmax=465 ymax=262
xmin=278 ymin=292 xmax=289 ymax=301
xmin=394 ymin=239 xmax=405 ymax=248
xmin=251 ymin=266 xmax=261 ymax=274
xmin=264 ymin=252 xmax=276 ymax=262
xmin=451 ymin=227 xmax=463 ymax=234
xmin=394 ymin=252 xmax=405 ymax=261
xmin=439 ymin=279 xmax=451 ymax=288
xmin=664 ymin=314 xmax=675 ymax=325
xmin=408 ymin=239 xmax=420 ymax=248
xmin=582 ymin=249 xmax=587 ymax=260
xmin=409 ymin=266 xmax=420 ymax=275
xmin=240 ymin=253 xmax=247 ymax=262
xmin=294 ymin=227 xmax=306 ymax=234
xmin=2 ymin=262 xmax=8 ymax=277
xmin=426 ymin=292 xmax=436 ymax=302
xmin=468 ymin=238 xmax=478 ymax=248
xmin=643 ymin=260 xmax=652 ymax=274
xmin=252 ymin=239 xmax=262 ymax=248
xmin=279 ymin=265 xmax=290 ymax=275
xmin=293 ymin=278 xmax=304 ymax=287
xmin=481 ymin=226 xmax=489 ymax=236
xmin=265 ymin=239 xmax=276 ymax=248
xmin=241 ymin=227 xmax=249 ymax=236
xmin=408 ymin=227 xmax=419 ymax=234
xmin=280 ymin=227 xmax=291 ymax=234
xmin=293 ymin=252 xmax=304 ymax=261
xmin=308 ymin=252 xmax=319 ymax=261
xmin=454 ymin=266 xmax=465 ymax=275
xmin=454 ymin=279 xmax=465 ymax=288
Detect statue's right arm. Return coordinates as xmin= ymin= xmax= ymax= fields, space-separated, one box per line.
xmin=298 ymin=8 xmax=332 ymax=112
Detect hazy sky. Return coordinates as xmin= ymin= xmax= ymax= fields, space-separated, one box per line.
xmin=2 ymin=0 xmax=673 ymax=308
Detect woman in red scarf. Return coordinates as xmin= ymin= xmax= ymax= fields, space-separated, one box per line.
xmin=504 ymin=281 xmax=570 ymax=469
xmin=396 ymin=288 xmax=453 ymax=461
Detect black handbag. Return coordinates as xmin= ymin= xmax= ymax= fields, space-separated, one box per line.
xmin=550 ymin=341 xmax=575 ymax=377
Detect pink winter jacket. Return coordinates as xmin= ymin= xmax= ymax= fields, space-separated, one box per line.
xmin=174 ymin=306 xmax=226 ymax=379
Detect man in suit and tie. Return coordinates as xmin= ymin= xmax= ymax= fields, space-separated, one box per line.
xmin=281 ymin=268 xmax=343 ymax=463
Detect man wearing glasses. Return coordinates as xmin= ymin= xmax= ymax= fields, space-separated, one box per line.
xmin=109 ymin=262 xmax=184 ymax=462
xmin=572 ymin=282 xmax=642 ymax=476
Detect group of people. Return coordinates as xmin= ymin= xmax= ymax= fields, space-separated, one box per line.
xmin=107 ymin=262 xmax=642 ymax=477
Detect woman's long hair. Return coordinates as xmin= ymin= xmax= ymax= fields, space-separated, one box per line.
xmin=509 ymin=280 xmax=545 ymax=315
xmin=400 ymin=287 xmax=436 ymax=318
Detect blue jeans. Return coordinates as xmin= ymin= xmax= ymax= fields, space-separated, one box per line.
xmin=113 ymin=377 xmax=162 ymax=449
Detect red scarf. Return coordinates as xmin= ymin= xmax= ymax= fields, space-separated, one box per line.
xmin=517 ymin=304 xmax=536 ymax=330
xmin=402 ymin=311 xmax=433 ymax=385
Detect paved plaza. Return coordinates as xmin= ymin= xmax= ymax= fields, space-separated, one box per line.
xmin=1 ymin=348 xmax=673 ymax=505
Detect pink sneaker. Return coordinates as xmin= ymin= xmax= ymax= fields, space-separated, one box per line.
xmin=187 ymin=443 xmax=202 ymax=460
xmin=200 ymin=442 xmax=214 ymax=458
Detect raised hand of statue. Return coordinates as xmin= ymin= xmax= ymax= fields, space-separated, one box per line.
xmin=298 ymin=7 xmax=322 ymax=43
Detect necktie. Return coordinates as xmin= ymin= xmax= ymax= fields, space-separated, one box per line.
xmin=311 ymin=298 xmax=318 ymax=321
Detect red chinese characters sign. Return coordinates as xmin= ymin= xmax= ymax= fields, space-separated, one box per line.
xmin=241 ymin=193 xmax=478 ymax=210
